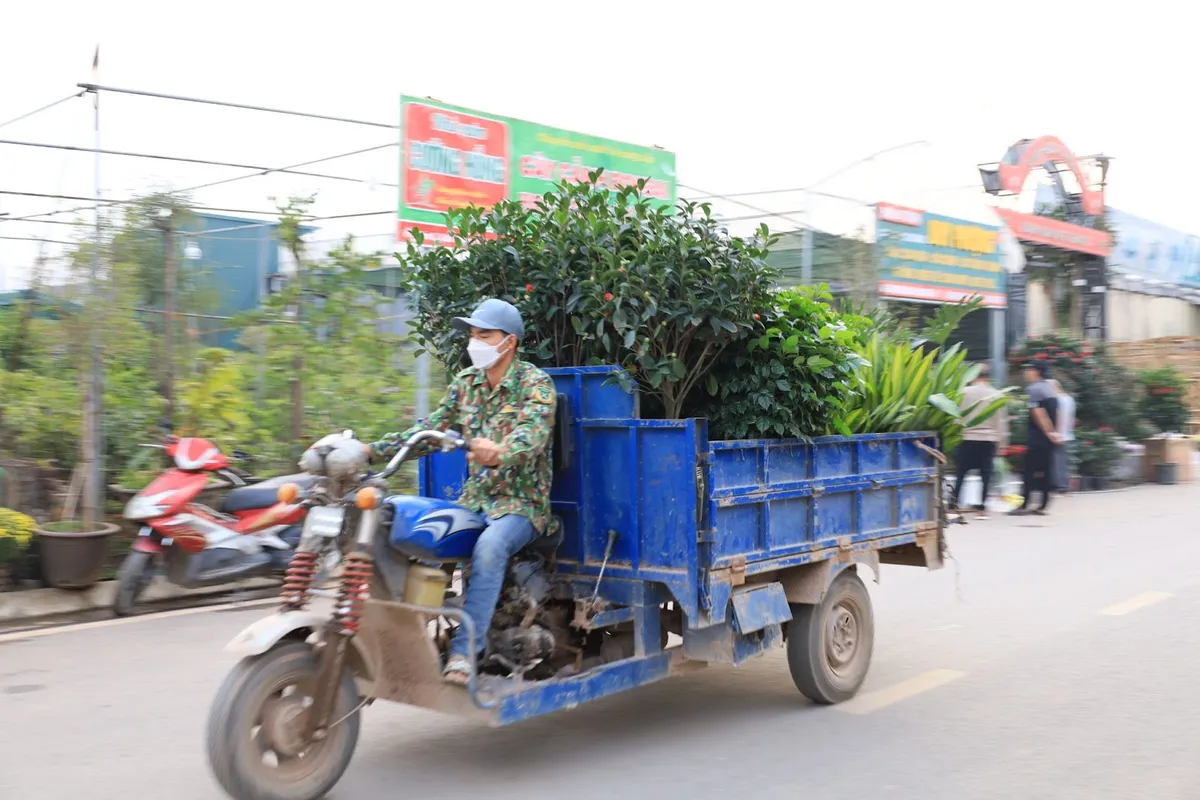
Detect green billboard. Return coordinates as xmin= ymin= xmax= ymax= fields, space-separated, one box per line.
xmin=399 ymin=96 xmax=676 ymax=244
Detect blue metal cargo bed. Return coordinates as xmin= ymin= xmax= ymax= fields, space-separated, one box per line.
xmin=417 ymin=365 xmax=946 ymax=721
xmin=421 ymin=365 xmax=943 ymax=625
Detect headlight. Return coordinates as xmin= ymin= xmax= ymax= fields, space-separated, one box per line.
xmin=123 ymin=490 xmax=175 ymax=521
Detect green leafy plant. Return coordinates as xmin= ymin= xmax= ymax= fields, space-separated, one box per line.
xmin=177 ymin=348 xmax=254 ymax=451
xmin=1070 ymin=427 xmax=1122 ymax=478
xmin=398 ymin=172 xmax=779 ymax=420
xmin=843 ymin=336 xmax=1011 ymax=452
xmin=693 ymin=285 xmax=865 ymax=438
xmin=1138 ymin=366 xmax=1189 ymax=434
xmin=916 ymin=295 xmax=985 ymax=348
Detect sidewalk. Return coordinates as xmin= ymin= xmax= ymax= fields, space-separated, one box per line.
xmin=0 ymin=576 xmax=278 ymax=624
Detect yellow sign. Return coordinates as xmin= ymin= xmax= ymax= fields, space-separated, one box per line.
xmin=925 ymin=219 xmax=998 ymax=255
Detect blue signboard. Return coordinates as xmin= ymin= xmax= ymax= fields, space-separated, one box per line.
xmin=875 ymin=203 xmax=1007 ymax=308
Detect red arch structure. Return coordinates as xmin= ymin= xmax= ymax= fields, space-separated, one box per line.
xmin=979 ymin=136 xmax=1112 ymax=256
xmin=987 ymin=136 xmax=1105 ymax=215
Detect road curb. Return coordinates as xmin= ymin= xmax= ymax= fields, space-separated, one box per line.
xmin=0 ymin=577 xmax=280 ymax=623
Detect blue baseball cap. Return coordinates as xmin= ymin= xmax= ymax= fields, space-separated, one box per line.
xmin=452 ymin=298 xmax=524 ymax=339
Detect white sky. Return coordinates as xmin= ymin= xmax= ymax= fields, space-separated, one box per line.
xmin=1 ymin=0 xmax=1195 ymax=290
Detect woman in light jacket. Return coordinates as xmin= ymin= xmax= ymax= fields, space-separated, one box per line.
xmin=1048 ymin=379 xmax=1075 ymax=493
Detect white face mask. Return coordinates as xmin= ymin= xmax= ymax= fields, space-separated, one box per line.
xmin=467 ymin=337 xmax=511 ymax=370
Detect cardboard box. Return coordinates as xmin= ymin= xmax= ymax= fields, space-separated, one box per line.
xmin=1142 ymin=437 xmax=1195 ymax=483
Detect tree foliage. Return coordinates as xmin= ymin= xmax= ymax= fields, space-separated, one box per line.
xmin=399 ymin=173 xmax=778 ymax=419
xmin=695 ymin=285 xmax=864 ymax=438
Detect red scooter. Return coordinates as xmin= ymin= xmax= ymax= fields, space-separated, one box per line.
xmin=113 ymin=435 xmax=320 ymax=616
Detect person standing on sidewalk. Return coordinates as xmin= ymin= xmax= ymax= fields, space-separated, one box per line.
xmin=951 ymin=363 xmax=1008 ymax=519
xmin=1012 ymin=359 xmax=1060 ymax=516
xmin=1048 ymin=378 xmax=1075 ymax=494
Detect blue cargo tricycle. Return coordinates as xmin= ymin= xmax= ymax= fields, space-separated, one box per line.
xmin=206 ymin=366 xmax=952 ymax=800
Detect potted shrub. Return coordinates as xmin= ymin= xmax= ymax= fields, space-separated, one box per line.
xmin=35 ymin=516 xmax=120 ymax=590
xmin=0 ymin=508 xmax=37 ymax=590
xmin=1138 ymin=367 xmax=1189 ymax=434
xmin=1072 ymin=427 xmax=1121 ymax=490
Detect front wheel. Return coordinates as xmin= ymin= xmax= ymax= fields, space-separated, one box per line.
xmin=112 ymin=550 xmax=156 ymax=617
xmin=206 ymin=642 xmax=362 ymax=800
xmin=785 ymin=567 xmax=875 ymax=704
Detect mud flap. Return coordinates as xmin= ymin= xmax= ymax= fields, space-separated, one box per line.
xmin=224 ymin=610 xmax=329 ymax=658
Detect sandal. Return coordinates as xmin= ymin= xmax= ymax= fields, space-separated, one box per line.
xmin=442 ymin=655 xmax=472 ymax=686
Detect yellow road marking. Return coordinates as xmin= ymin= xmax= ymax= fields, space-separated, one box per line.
xmin=836 ymin=669 xmax=967 ymax=715
xmin=0 ymin=597 xmax=277 ymax=644
xmin=1099 ymin=591 xmax=1173 ymax=617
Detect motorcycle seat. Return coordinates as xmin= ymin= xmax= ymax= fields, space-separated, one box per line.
xmin=519 ymin=518 xmax=564 ymax=560
xmin=222 ymin=474 xmax=318 ymax=513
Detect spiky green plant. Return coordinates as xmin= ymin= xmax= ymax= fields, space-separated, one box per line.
xmin=843 ymin=335 xmax=1012 ymax=452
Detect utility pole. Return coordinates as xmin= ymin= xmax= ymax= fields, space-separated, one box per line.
xmin=153 ymin=208 xmax=178 ymax=424
xmin=82 ymin=47 xmax=104 ymax=528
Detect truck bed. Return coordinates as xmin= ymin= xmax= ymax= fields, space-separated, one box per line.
xmin=419 ymin=366 xmax=944 ymax=630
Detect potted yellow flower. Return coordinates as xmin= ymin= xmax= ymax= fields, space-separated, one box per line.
xmin=0 ymin=508 xmax=37 ymax=589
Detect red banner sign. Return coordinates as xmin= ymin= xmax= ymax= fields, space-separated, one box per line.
xmin=402 ymin=102 xmax=511 ymax=215
xmin=993 ymin=208 xmax=1112 ymax=257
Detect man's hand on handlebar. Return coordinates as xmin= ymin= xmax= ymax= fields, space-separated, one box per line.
xmin=467 ymin=437 xmax=504 ymax=468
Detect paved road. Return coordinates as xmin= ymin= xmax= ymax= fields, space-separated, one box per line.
xmin=3 ymin=484 xmax=1200 ymax=799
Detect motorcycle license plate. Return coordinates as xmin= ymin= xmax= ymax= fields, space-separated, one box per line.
xmin=304 ymin=506 xmax=345 ymax=539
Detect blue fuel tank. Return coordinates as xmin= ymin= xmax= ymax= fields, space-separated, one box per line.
xmin=383 ymin=494 xmax=488 ymax=562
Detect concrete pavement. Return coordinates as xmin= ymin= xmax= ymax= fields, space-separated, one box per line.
xmin=3 ymin=484 xmax=1199 ymax=799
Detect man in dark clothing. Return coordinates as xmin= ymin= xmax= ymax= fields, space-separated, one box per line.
xmin=1012 ymin=359 xmax=1060 ymax=516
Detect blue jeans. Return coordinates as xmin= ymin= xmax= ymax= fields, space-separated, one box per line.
xmin=449 ymin=514 xmax=537 ymax=658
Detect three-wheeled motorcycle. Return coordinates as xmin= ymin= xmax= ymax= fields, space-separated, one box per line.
xmin=205 ymin=366 xmax=952 ymax=800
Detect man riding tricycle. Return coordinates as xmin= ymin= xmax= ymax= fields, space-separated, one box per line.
xmin=206 ymin=299 xmax=951 ymax=800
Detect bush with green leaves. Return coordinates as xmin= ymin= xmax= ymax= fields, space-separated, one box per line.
xmin=398 ymin=173 xmax=778 ymax=419
xmin=693 ymin=285 xmax=864 ymax=438
xmin=1138 ymin=366 xmax=1189 ymax=434
xmin=843 ymin=335 xmax=1011 ymax=453
xmin=1070 ymin=427 xmax=1122 ymax=477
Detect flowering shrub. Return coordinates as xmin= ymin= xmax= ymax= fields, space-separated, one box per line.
xmin=398 ymin=173 xmax=778 ymax=420
xmin=0 ymin=508 xmax=35 ymax=565
xmin=1070 ymin=427 xmax=1122 ymax=477
xmin=1010 ymin=332 xmax=1141 ymax=438
xmin=1138 ymin=366 xmax=1189 ymax=434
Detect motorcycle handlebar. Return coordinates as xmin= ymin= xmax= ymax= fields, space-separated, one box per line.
xmin=372 ymin=429 xmax=470 ymax=482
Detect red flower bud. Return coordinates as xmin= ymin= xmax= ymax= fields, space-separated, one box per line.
xmin=526 ymin=283 xmax=534 ymax=292
xmin=753 ymin=313 xmax=761 ymax=320
xmin=604 ymin=292 xmax=614 ymax=301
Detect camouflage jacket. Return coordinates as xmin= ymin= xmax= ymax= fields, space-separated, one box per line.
xmin=369 ymin=360 xmax=557 ymax=535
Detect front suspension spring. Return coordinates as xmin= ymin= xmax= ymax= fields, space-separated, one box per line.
xmin=335 ymin=552 xmax=374 ymax=635
xmin=280 ymin=550 xmax=320 ymax=611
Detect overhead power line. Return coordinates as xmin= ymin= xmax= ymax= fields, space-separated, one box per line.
xmin=0 ymin=190 xmax=311 ymax=219
xmin=196 ymin=209 xmax=394 ymax=236
xmin=79 ymin=83 xmax=398 ymax=130
xmin=678 ymin=182 xmax=811 ymax=230
xmin=0 ymin=235 xmax=78 ymax=246
xmin=11 ymin=141 xmax=399 ymax=224
xmin=0 ymin=90 xmax=87 ymax=129
xmin=0 ymin=138 xmax=398 ymax=189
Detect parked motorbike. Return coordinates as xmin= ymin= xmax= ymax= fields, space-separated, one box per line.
xmin=113 ymin=435 xmax=332 ymax=616
xmin=206 ymin=426 xmax=584 ymax=800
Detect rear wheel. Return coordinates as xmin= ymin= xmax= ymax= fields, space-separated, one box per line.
xmin=112 ymin=550 xmax=156 ymax=617
xmin=206 ymin=642 xmax=361 ymax=800
xmin=786 ymin=568 xmax=875 ymax=704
